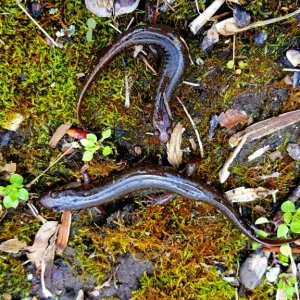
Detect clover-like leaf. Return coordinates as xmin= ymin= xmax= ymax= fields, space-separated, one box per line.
xmin=277 ymin=224 xmax=289 ymax=238
xmin=86 ymin=133 xmax=98 ymax=142
xmin=226 ymin=60 xmax=234 ymax=69
xmin=102 ymin=146 xmax=112 ymax=156
xmin=255 ymin=217 xmax=269 ymax=225
xmin=281 ymin=201 xmax=295 ymax=213
xmin=285 ymin=286 xmax=296 ymax=299
xmin=9 ymin=191 xmax=19 ymax=201
xmin=19 ymin=188 xmax=29 ymax=201
xmin=3 ymin=196 xmax=19 ymax=209
xmin=82 ymin=151 xmax=94 ymax=162
xmin=87 ymin=18 xmax=97 ymax=29
xmin=290 ymin=221 xmax=300 ymax=233
xmin=80 ymin=139 xmax=95 ymax=148
xmin=256 ymin=229 xmax=268 ymax=238
xmin=101 ymin=129 xmax=111 ymax=140
xmin=10 ymin=174 xmax=23 ymax=186
xmin=238 ymin=60 xmax=247 ymax=69
xmin=280 ymin=244 xmax=291 ymax=257
xmin=283 ymin=212 xmax=292 ymax=224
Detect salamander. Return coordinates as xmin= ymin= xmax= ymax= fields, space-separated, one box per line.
xmin=76 ymin=26 xmax=187 ymax=143
xmin=40 ymin=164 xmax=299 ymax=246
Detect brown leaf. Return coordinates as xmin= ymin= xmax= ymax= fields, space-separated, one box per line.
xmin=0 ymin=238 xmax=27 ymax=253
xmin=0 ymin=162 xmax=16 ymax=174
xmin=218 ymin=109 xmax=248 ymax=129
xmin=26 ymin=221 xmax=59 ymax=270
xmin=66 ymin=128 xmax=88 ymax=140
xmin=229 ymin=110 xmax=300 ymax=147
xmin=49 ymin=121 xmax=72 ymax=148
xmin=167 ymin=123 xmax=185 ymax=169
xmin=56 ymin=211 xmax=72 ymax=255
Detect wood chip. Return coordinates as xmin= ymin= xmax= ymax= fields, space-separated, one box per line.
xmin=167 ymin=123 xmax=185 ymax=169
xmin=229 ymin=110 xmax=300 ymax=148
xmin=225 ymin=186 xmax=278 ymax=203
xmin=0 ymin=162 xmax=16 ymax=174
xmin=0 ymin=238 xmax=27 ymax=253
xmin=248 ymin=145 xmax=270 ymax=161
xmin=49 ymin=121 xmax=72 ymax=148
xmin=56 ymin=211 xmax=72 ymax=255
xmin=218 ymin=109 xmax=248 ymax=129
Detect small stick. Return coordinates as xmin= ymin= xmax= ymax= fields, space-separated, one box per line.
xmin=0 ymin=38 xmax=5 ymax=46
xmin=140 ymin=55 xmax=157 ymax=75
xmin=27 ymin=202 xmax=47 ymax=224
xmin=16 ymin=2 xmax=60 ymax=48
xmin=183 ymin=81 xmax=201 ymax=87
xmin=176 ymin=97 xmax=204 ymax=157
xmin=232 ymin=34 xmax=236 ymax=66
xmin=189 ymin=0 xmax=226 ymax=34
xmin=125 ymin=17 xmax=135 ymax=31
xmin=108 ymin=23 xmax=122 ymax=34
xmin=283 ymin=68 xmax=300 ymax=72
xmin=124 ymin=77 xmax=130 ymax=108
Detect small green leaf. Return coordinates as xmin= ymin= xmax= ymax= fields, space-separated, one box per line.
xmin=86 ymin=29 xmax=93 ymax=42
xmin=5 ymin=185 xmax=13 ymax=194
xmin=10 ymin=174 xmax=23 ymax=185
xmin=257 ymin=229 xmax=268 ymax=238
xmin=9 ymin=190 xmax=19 ymax=201
xmin=285 ymin=286 xmax=296 ymax=298
xmin=278 ymin=254 xmax=289 ymax=265
xmin=3 ymin=196 xmax=19 ymax=209
xmin=290 ymin=221 xmax=300 ymax=233
xmin=288 ymin=277 xmax=297 ymax=285
xmin=280 ymin=244 xmax=291 ymax=257
xmin=226 ymin=60 xmax=234 ymax=69
xmin=82 ymin=151 xmax=94 ymax=161
xmin=86 ymin=133 xmax=98 ymax=142
xmin=251 ymin=242 xmax=260 ymax=250
xmin=0 ymin=186 xmax=4 ymax=194
xmin=80 ymin=139 xmax=95 ymax=148
xmin=281 ymin=201 xmax=295 ymax=213
xmin=101 ymin=129 xmax=111 ymax=140
xmin=238 ymin=61 xmax=247 ymax=69
xmin=19 ymin=188 xmax=29 ymax=201
xmin=277 ymin=224 xmax=289 ymax=238
xmin=102 ymin=146 xmax=112 ymax=156
xmin=283 ymin=212 xmax=292 ymax=224
xmin=87 ymin=18 xmax=97 ymax=29
xmin=235 ymin=69 xmax=242 ymax=75
xmin=255 ymin=217 xmax=269 ymax=225
xmin=278 ymin=280 xmax=284 ymax=289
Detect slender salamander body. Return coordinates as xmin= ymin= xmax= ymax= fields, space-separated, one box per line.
xmin=40 ymin=165 xmax=298 ymax=246
xmin=77 ymin=26 xmax=187 ymax=143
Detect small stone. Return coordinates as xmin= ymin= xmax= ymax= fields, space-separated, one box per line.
xmin=266 ymin=265 xmax=280 ymax=283
xmin=254 ymin=32 xmax=268 ymax=45
xmin=234 ymin=6 xmax=251 ymax=28
xmin=287 ymin=143 xmax=300 ymax=160
xmin=239 ymin=252 xmax=268 ymax=290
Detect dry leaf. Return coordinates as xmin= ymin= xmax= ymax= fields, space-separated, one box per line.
xmin=286 ymin=50 xmax=300 ymax=67
xmin=215 ymin=17 xmax=241 ymax=36
xmin=268 ymin=150 xmax=283 ymax=161
xmin=225 ymin=186 xmax=278 ymax=203
xmin=0 ymin=238 xmax=27 ymax=253
xmin=26 ymin=221 xmax=59 ymax=269
xmin=56 ymin=211 xmax=71 ymax=255
xmin=259 ymin=172 xmax=280 ymax=180
xmin=49 ymin=121 xmax=72 ymax=148
xmin=167 ymin=123 xmax=185 ymax=168
xmin=218 ymin=109 xmax=248 ymax=129
xmin=248 ymin=145 xmax=270 ymax=161
xmin=0 ymin=162 xmax=16 ymax=174
xmin=66 ymin=128 xmax=88 ymax=140
xmin=229 ymin=110 xmax=300 ymax=147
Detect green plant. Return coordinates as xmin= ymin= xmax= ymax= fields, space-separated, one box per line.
xmin=226 ymin=60 xmax=248 ymax=74
xmin=79 ymin=130 xmax=113 ymax=161
xmin=278 ymin=273 xmax=297 ymax=299
xmin=86 ymin=17 xmax=97 ymax=42
xmin=0 ymin=174 xmax=29 ymax=208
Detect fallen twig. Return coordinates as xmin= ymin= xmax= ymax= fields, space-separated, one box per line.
xmin=176 ymin=97 xmax=204 ymax=157
xmin=189 ymin=0 xmax=226 ymax=34
xmin=17 ymin=1 xmax=60 ymax=48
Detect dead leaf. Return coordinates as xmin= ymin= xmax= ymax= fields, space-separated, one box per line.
xmin=268 ymin=150 xmax=283 ymax=161
xmin=229 ymin=110 xmax=300 ymax=147
xmin=218 ymin=109 xmax=248 ymax=129
xmin=215 ymin=17 xmax=241 ymax=36
xmin=0 ymin=162 xmax=16 ymax=174
xmin=49 ymin=121 xmax=72 ymax=148
xmin=56 ymin=211 xmax=71 ymax=255
xmin=26 ymin=221 xmax=59 ymax=270
xmin=0 ymin=238 xmax=27 ymax=253
xmin=66 ymin=128 xmax=88 ymax=140
xmin=167 ymin=123 xmax=185 ymax=168
xmin=225 ymin=186 xmax=278 ymax=203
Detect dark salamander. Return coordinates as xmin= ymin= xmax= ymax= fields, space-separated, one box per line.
xmin=40 ymin=164 xmax=299 ymax=246
xmin=76 ymin=26 xmax=187 ymax=143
